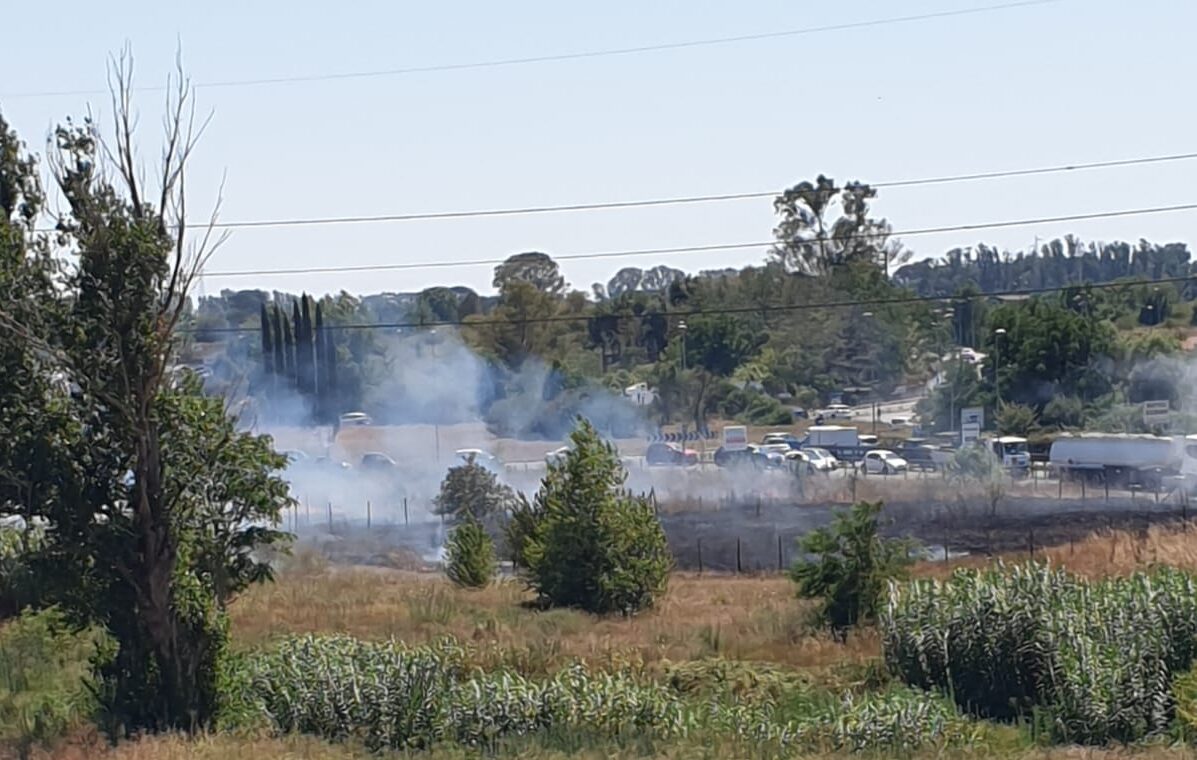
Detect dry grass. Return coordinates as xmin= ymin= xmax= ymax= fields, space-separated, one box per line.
xmin=913 ymin=523 xmax=1197 ymax=580
xmin=17 ymin=731 xmax=1197 ymax=760
xmin=229 ymin=568 xmax=877 ymax=676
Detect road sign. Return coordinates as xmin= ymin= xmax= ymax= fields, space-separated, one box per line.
xmin=1143 ymin=400 xmax=1171 ymax=426
xmin=960 ymin=406 xmax=984 ymax=429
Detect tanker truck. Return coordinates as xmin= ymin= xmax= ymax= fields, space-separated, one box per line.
xmin=1049 ymin=433 xmax=1180 ymax=489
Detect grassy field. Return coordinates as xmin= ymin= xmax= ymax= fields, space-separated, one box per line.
xmin=9 ymin=526 xmax=1197 ymax=759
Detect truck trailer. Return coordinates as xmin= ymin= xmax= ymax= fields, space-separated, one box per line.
xmin=1049 ymin=433 xmax=1179 ymax=489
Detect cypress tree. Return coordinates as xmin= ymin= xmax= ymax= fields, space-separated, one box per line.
xmin=271 ymin=305 xmax=285 ymax=387
xmin=300 ymin=295 xmax=315 ymax=396
xmin=282 ymin=314 xmax=296 ymax=382
xmin=259 ymin=303 xmax=274 ymax=378
xmin=314 ymin=302 xmax=326 ymax=421
xmin=291 ymin=300 xmax=304 ymax=393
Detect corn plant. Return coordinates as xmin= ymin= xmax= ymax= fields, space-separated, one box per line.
xmin=881 ymin=561 xmax=1197 ymax=744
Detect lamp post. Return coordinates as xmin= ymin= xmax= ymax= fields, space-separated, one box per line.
xmin=993 ymin=328 xmax=1007 ymax=413
xmin=677 ymin=319 xmax=688 ymax=371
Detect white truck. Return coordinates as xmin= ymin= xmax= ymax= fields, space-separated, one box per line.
xmin=980 ymin=435 xmax=1031 ymax=473
xmin=1050 ymin=433 xmax=1180 ymax=489
xmin=804 ymin=425 xmax=860 ymax=448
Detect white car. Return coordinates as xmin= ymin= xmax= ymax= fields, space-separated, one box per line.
xmin=803 ymin=447 xmax=840 ymax=472
xmin=756 ymin=443 xmax=792 ymax=467
xmin=338 ymin=411 xmax=372 ymax=427
xmin=862 ymin=449 xmax=908 ymax=475
xmin=455 ymin=448 xmax=502 ymax=472
xmin=545 ymin=446 xmax=571 ymax=466
xmin=823 ymin=403 xmax=853 ymax=419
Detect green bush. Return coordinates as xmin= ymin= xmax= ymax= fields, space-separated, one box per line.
xmin=882 ymin=562 xmax=1197 ymax=744
xmin=0 ymin=608 xmax=101 ymax=750
xmin=434 ymin=462 xmax=518 ymax=523
xmin=445 ymin=520 xmax=496 ymax=589
xmin=0 ymin=524 xmax=44 ymax=619
xmin=523 ymin=417 xmax=671 ymax=615
xmin=789 ymin=501 xmax=913 ymax=638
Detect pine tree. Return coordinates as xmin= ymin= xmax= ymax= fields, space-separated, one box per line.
xmin=523 ymin=417 xmax=671 ymax=615
xmin=444 ymin=519 xmax=496 ymax=588
xmin=271 ymin=305 xmax=285 ymax=387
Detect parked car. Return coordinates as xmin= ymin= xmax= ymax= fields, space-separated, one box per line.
xmin=824 ymin=403 xmax=853 ymax=419
xmin=761 ymin=432 xmax=803 ymax=449
xmin=784 ymin=449 xmax=817 ymax=475
xmin=455 ymin=448 xmax=502 ymax=472
xmin=339 ymin=411 xmax=372 ymax=427
xmin=802 ymin=447 xmax=840 ymax=472
xmin=862 ymin=449 xmax=908 ymax=474
xmin=359 ymin=452 xmax=397 ymax=471
xmin=313 ymin=455 xmax=351 ymax=471
xmin=645 ymin=442 xmax=699 ymax=467
xmin=279 ymin=449 xmax=309 ymax=466
xmin=714 ymin=444 xmax=758 ymax=468
xmin=755 ymin=443 xmax=792 ymax=468
xmin=545 ymin=446 xmax=571 ymax=466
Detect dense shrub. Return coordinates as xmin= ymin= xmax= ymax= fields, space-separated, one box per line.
xmin=523 ymin=417 xmax=671 ymax=615
xmin=882 ymin=562 xmax=1197 ymax=744
xmin=444 ymin=520 xmax=496 ymax=589
xmin=789 ymin=501 xmax=913 ymax=637
xmin=243 ymin=634 xmax=968 ymax=754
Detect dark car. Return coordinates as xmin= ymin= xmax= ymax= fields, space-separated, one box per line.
xmin=359 ymin=452 xmax=398 ymax=471
xmin=714 ymin=445 xmax=759 ymax=468
xmin=645 ymin=442 xmax=698 ymax=467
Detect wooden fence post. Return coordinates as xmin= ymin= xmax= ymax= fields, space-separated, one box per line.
xmin=403 ymin=497 xmax=409 ymax=526
xmin=697 ymin=538 xmax=703 ymax=575
xmin=366 ymin=500 xmax=371 ymax=529
xmin=736 ymin=537 xmax=742 ymax=574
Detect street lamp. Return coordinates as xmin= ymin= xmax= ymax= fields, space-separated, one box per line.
xmin=993 ymin=328 xmax=1007 ymax=411
xmin=677 ymin=320 xmax=688 ymax=371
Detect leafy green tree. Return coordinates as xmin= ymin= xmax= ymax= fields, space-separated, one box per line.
xmin=771 ymin=176 xmax=896 ymax=276
xmin=1040 ymin=395 xmax=1085 ymax=430
xmin=996 ymin=402 xmax=1038 ymax=436
xmin=789 ymin=501 xmax=913 ymax=638
xmin=986 ymin=297 xmax=1116 ymax=410
xmin=523 ymin=418 xmax=671 ymax=615
xmin=492 ymin=251 xmax=566 ymax=296
xmin=433 ymin=461 xmax=518 ymax=523
xmin=0 ymin=68 xmax=291 ymax=733
xmin=681 ymin=313 xmax=764 ymax=429
xmin=444 ymin=519 xmax=496 ymax=588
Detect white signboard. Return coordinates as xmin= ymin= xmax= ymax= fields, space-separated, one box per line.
xmin=1143 ymin=400 xmax=1171 ymax=425
xmin=961 ymin=422 xmax=982 ymax=446
xmin=960 ymin=406 xmax=984 ymax=429
xmin=722 ymin=425 xmax=749 ymax=452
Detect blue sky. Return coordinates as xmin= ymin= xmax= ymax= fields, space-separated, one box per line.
xmin=2 ymin=0 xmax=1195 ymax=297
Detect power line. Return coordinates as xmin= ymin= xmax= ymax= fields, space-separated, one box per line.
xmin=200 ymin=201 xmax=1197 ymax=278
xmin=188 ymin=273 xmax=1196 ymax=334
xmin=99 ymin=150 xmax=1197 ymax=232
xmin=4 ymin=1 xmax=1058 ymax=99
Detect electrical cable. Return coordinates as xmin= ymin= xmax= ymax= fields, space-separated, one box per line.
xmin=199 ymin=201 xmax=1197 ymax=277
xmin=185 ymin=273 xmax=1197 ymax=334
xmin=2 ymin=1 xmax=1058 ymax=99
